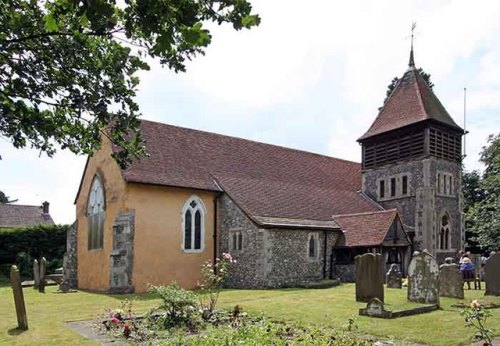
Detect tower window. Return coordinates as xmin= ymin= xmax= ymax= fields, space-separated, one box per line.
xmin=437 ymin=174 xmax=442 ymax=194
xmin=443 ymin=175 xmax=447 ymax=195
xmin=379 ymin=180 xmax=385 ymax=199
xmin=390 ymin=178 xmax=396 ymax=197
xmin=402 ymin=175 xmax=408 ymax=195
xmin=448 ymin=176 xmax=453 ymax=195
xmin=439 ymin=213 xmax=451 ymax=250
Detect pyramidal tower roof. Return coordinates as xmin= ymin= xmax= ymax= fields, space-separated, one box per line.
xmin=358 ymin=49 xmax=463 ymax=142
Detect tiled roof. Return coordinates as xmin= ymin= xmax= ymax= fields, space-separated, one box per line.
xmin=358 ymin=67 xmax=463 ymax=141
xmin=0 ymin=204 xmax=54 ymax=228
xmin=332 ymin=209 xmax=398 ymax=247
xmin=122 ymin=120 xmax=379 ymax=227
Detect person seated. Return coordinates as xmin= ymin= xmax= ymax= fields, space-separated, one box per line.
xmin=460 ymin=257 xmax=476 ymax=289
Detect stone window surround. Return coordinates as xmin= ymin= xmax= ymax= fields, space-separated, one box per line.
xmin=87 ymin=174 xmax=105 ymax=251
xmin=437 ymin=212 xmax=453 ymax=252
xmin=376 ymin=173 xmax=412 ymax=201
xmin=436 ymin=171 xmax=454 ymax=197
xmin=229 ymin=228 xmax=244 ymax=253
xmin=307 ymin=232 xmax=320 ymax=262
xmin=181 ymin=195 xmax=206 ymax=253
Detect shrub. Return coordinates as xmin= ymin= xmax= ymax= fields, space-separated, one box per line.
xmin=149 ymin=282 xmax=198 ymax=328
xmin=0 ymin=224 xmax=68 ymax=278
xmin=198 ymin=252 xmax=236 ymax=318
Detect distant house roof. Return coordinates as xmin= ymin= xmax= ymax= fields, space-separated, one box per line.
xmin=358 ymin=66 xmax=463 ymax=141
xmin=0 ymin=203 xmax=54 ymax=228
xmin=118 ymin=120 xmax=380 ymax=229
xmin=332 ymin=209 xmax=404 ymax=247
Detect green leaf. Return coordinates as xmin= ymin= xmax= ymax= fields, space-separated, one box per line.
xmin=44 ymin=14 xmax=59 ymax=32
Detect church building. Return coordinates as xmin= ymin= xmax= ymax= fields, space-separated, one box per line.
xmin=72 ymin=49 xmax=463 ymax=292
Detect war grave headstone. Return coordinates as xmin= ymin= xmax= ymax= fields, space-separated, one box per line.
xmin=386 ymin=264 xmax=402 ymax=289
xmin=10 ymin=265 xmax=28 ymax=330
xmin=439 ymin=263 xmax=463 ymax=299
xmin=407 ymin=250 xmax=439 ymax=305
xmin=355 ymin=253 xmax=384 ymax=302
xmin=484 ymin=253 xmax=500 ymax=296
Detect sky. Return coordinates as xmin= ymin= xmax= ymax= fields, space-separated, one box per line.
xmin=1 ymin=0 xmax=500 ymax=224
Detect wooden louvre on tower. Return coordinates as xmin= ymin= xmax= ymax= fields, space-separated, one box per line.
xmin=358 ymin=51 xmax=464 ymax=170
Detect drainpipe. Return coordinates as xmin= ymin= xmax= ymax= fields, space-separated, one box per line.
xmin=323 ymin=230 xmax=328 ymax=279
xmin=213 ymin=195 xmax=219 ymax=270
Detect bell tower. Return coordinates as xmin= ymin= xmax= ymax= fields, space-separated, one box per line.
xmin=358 ymin=48 xmax=465 ymax=263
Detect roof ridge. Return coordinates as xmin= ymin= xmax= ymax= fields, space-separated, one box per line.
xmin=0 ymin=203 xmax=42 ymax=208
xmin=332 ymin=208 xmax=397 ymax=218
xmin=140 ymin=119 xmax=361 ymax=166
xmin=411 ymin=69 xmax=428 ymax=120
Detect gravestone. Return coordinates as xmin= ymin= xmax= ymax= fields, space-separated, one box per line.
xmin=33 ymin=259 xmax=39 ymax=289
xmin=355 ymin=253 xmax=384 ymax=302
xmin=39 ymin=257 xmax=46 ymax=293
xmin=359 ymin=298 xmax=391 ymax=318
xmin=407 ymin=250 xmax=439 ymax=304
xmin=386 ymin=264 xmax=402 ymax=289
xmin=10 ymin=265 xmax=28 ymax=330
xmin=484 ymin=253 xmax=500 ymax=296
xmin=439 ymin=263 xmax=463 ymax=299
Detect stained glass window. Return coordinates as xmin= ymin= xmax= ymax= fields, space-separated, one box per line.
xmin=87 ymin=175 xmax=105 ymax=250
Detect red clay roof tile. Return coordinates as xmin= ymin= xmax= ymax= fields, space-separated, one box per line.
xmin=358 ymin=67 xmax=463 ymax=141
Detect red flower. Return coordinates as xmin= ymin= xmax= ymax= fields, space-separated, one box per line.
xmin=111 ymin=317 xmax=120 ymax=324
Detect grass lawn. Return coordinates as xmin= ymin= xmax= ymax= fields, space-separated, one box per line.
xmin=0 ymin=280 xmax=499 ymax=346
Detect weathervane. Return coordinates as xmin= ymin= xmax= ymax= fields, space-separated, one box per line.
xmin=409 ymin=22 xmax=416 ymax=68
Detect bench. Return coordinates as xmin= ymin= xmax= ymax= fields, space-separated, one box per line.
xmin=462 ymin=269 xmax=481 ymax=290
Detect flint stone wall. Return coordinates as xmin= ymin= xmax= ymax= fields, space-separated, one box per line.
xmin=64 ymin=221 xmax=78 ymax=288
xmin=219 ymin=194 xmax=338 ymax=288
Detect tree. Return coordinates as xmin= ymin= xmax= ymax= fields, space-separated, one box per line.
xmin=0 ymin=0 xmax=260 ymax=167
xmin=465 ymin=134 xmax=500 ymax=251
xmin=0 ymin=190 xmax=17 ymax=203
xmin=384 ymin=68 xmax=434 ymax=103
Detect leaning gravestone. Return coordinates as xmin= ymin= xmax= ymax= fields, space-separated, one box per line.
xmin=386 ymin=263 xmax=402 ymax=289
xmin=439 ymin=263 xmax=463 ymax=299
xmin=484 ymin=253 xmax=500 ymax=296
xmin=355 ymin=253 xmax=384 ymax=302
xmin=39 ymin=257 xmax=46 ymax=293
xmin=407 ymin=250 xmax=439 ymax=304
xmin=33 ymin=259 xmax=39 ymax=289
xmin=10 ymin=265 xmax=28 ymax=330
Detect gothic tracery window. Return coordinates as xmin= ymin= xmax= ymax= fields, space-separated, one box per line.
xmin=182 ymin=196 xmax=205 ymax=252
xmin=87 ymin=175 xmax=105 ymax=250
xmin=439 ymin=213 xmax=451 ymax=250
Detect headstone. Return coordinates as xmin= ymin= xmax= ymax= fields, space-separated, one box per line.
xmin=59 ymin=255 xmax=70 ymax=292
xmin=407 ymin=250 xmax=439 ymax=304
xmin=33 ymin=259 xmax=39 ymax=289
xmin=439 ymin=263 xmax=463 ymax=299
xmin=355 ymin=253 xmax=384 ymax=302
xmin=484 ymin=253 xmax=500 ymax=296
xmin=39 ymin=257 xmax=46 ymax=293
xmin=358 ymin=298 xmax=392 ymax=318
xmin=10 ymin=265 xmax=28 ymax=330
xmin=386 ymin=264 xmax=402 ymax=289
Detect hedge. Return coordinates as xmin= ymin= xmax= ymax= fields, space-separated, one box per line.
xmin=0 ymin=224 xmax=69 ymax=278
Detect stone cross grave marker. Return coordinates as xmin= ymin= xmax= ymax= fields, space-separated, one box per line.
xmin=484 ymin=253 xmax=500 ymax=296
xmin=10 ymin=265 xmax=28 ymax=330
xmin=386 ymin=263 xmax=402 ymax=289
xmin=33 ymin=259 xmax=39 ymax=289
xmin=439 ymin=263 xmax=463 ymax=299
xmin=39 ymin=257 xmax=46 ymax=293
xmin=407 ymin=250 xmax=439 ymax=304
xmin=355 ymin=253 xmax=384 ymax=302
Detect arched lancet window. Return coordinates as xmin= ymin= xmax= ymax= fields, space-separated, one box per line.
xmin=439 ymin=213 xmax=451 ymax=250
xmin=87 ymin=175 xmax=105 ymax=250
xmin=308 ymin=233 xmax=318 ymax=259
xmin=182 ymin=196 xmax=205 ymax=252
